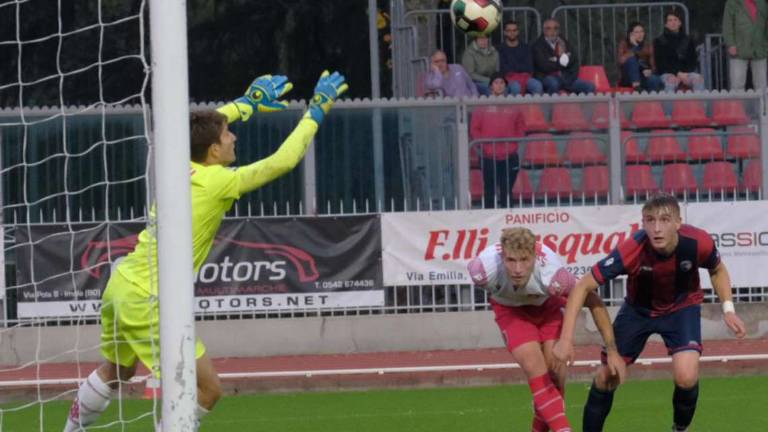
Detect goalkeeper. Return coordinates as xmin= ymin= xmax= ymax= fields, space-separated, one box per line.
xmin=63 ymin=71 xmax=348 ymax=432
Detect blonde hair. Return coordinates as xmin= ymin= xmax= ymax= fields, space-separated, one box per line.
xmin=500 ymin=227 xmax=536 ymax=257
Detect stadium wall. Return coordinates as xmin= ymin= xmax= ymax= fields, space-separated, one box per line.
xmin=1 ymin=303 xmax=766 ymax=364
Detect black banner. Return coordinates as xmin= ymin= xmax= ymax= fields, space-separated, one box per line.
xmin=14 ymin=215 xmax=383 ymax=317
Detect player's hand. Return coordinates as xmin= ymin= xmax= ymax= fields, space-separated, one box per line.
xmin=303 ymin=70 xmax=348 ymax=125
xmin=724 ymin=312 xmax=747 ymax=338
xmin=605 ymin=350 xmax=626 ymax=384
xmin=234 ymin=74 xmax=294 ymax=117
xmin=552 ymin=339 xmax=574 ymax=366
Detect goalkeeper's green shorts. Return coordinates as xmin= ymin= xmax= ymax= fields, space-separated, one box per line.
xmin=100 ymin=270 xmax=206 ymax=373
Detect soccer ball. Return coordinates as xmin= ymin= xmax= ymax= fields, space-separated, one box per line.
xmin=449 ymin=0 xmax=502 ymax=36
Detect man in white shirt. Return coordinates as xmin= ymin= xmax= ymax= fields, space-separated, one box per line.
xmin=468 ymin=227 xmax=622 ymax=432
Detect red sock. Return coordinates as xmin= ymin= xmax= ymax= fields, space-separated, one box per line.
xmin=528 ymin=373 xmax=571 ymax=432
xmin=531 ymin=411 xmax=549 ymax=432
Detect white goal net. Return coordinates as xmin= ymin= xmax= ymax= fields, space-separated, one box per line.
xmin=0 ymin=0 xmax=165 ymax=430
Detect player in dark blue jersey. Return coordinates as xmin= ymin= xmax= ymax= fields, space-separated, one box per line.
xmin=552 ymin=193 xmax=746 ymax=432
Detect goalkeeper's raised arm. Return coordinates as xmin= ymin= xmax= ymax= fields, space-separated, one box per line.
xmin=217 ymin=71 xmax=348 ymax=194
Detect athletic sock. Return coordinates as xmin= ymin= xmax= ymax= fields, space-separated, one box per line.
xmin=582 ymin=380 xmax=615 ymax=432
xmin=63 ymin=370 xmax=115 ymax=432
xmin=531 ymin=409 xmax=549 ymax=432
xmin=672 ymin=382 xmax=699 ymax=430
xmin=528 ymin=373 xmax=571 ymax=432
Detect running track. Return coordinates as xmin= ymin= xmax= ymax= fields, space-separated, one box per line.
xmin=0 ymin=339 xmax=766 ymax=401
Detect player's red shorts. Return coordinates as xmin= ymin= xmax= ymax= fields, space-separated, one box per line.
xmin=491 ymin=295 xmax=567 ymax=352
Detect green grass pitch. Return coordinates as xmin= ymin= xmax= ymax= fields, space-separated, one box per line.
xmin=2 ymin=376 xmax=766 ymax=431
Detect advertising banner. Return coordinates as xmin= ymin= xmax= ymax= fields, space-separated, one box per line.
xmin=382 ymin=203 xmax=768 ymax=288
xmin=14 ymin=215 xmax=383 ymax=318
xmin=382 ymin=206 xmax=641 ymax=286
xmin=685 ymin=201 xmax=768 ymax=288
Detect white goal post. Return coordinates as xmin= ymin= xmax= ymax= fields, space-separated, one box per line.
xmin=148 ymin=0 xmax=198 ymax=430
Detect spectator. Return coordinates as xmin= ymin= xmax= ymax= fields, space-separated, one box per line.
xmin=618 ymin=22 xmax=664 ymax=92
xmin=532 ymin=19 xmax=595 ymax=95
xmin=469 ymin=73 xmax=526 ymax=208
xmin=425 ymin=49 xmax=478 ymax=97
xmin=722 ymin=0 xmax=768 ymax=91
xmin=654 ymin=9 xmax=705 ymax=92
xmin=461 ymin=35 xmax=499 ymax=96
xmin=497 ymin=21 xmax=543 ymax=95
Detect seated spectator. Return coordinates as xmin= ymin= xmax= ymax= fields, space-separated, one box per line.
xmin=497 ymin=21 xmax=543 ymax=95
xmin=425 ymin=49 xmax=478 ymax=98
xmin=618 ymin=22 xmax=664 ymax=92
xmin=461 ymin=35 xmax=499 ymax=96
xmin=469 ymin=73 xmax=526 ymax=207
xmin=532 ymin=19 xmax=595 ymax=95
xmin=722 ymin=0 xmax=768 ymax=91
xmin=654 ymin=9 xmax=705 ymax=92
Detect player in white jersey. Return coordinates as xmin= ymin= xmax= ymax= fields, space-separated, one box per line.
xmin=63 ymin=71 xmax=347 ymax=431
xmin=467 ymin=227 xmax=621 ymax=432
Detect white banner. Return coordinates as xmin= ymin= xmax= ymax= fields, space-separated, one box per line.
xmin=17 ymin=291 xmax=385 ymax=318
xmin=382 ymin=206 xmax=641 ymax=286
xmin=685 ymin=201 xmax=768 ymax=288
xmin=382 ymin=202 xmax=768 ymax=287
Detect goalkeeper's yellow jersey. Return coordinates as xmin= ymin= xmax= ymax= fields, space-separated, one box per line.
xmin=115 ymin=162 xmax=240 ymax=295
xmin=114 ymin=117 xmax=318 ymax=296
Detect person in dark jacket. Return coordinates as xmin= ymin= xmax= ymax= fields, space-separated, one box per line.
xmin=532 ymin=18 xmax=595 ymax=95
xmin=653 ymin=9 xmax=705 ymax=92
xmin=497 ymin=21 xmax=543 ymax=95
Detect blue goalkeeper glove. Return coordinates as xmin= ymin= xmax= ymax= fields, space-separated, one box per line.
xmin=219 ymin=75 xmax=294 ymax=123
xmin=303 ymin=70 xmax=349 ymax=125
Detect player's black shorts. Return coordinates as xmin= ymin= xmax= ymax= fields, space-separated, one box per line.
xmin=601 ymin=302 xmax=702 ymax=365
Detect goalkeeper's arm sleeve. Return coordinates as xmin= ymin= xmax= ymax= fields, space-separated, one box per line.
xmin=235 ymin=118 xmax=319 ymax=194
xmin=217 ymin=102 xmax=254 ymax=124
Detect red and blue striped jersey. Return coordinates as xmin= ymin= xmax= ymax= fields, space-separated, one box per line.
xmin=591 ymin=224 xmax=720 ymax=317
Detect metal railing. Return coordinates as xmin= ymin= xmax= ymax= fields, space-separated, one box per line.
xmin=391 ymin=0 xmax=541 ymax=98
xmin=3 ymin=91 xmax=768 ymax=326
xmin=551 ymin=2 xmax=689 ymax=85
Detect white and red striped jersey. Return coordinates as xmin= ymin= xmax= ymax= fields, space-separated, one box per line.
xmin=467 ymin=242 xmax=576 ymax=307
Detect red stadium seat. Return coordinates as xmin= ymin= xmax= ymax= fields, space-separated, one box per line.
xmin=551 ymin=103 xmax=590 ymax=131
xmin=580 ymin=165 xmax=609 ymax=198
xmin=625 ymin=164 xmax=658 ymax=196
xmin=578 ymin=65 xmax=611 ymax=94
xmin=522 ymin=133 xmax=561 ymax=166
xmin=623 ymin=131 xmax=646 ymax=163
xmin=537 ymin=167 xmax=573 ymax=198
xmin=520 ymin=104 xmax=549 ymax=132
xmin=671 ymin=100 xmax=710 ymax=127
xmin=742 ymin=159 xmax=763 ymax=193
xmin=470 ymin=169 xmax=483 ymax=201
xmin=512 ymin=169 xmax=535 ymax=201
xmin=702 ymin=161 xmax=738 ymax=193
xmin=564 ymin=132 xmax=606 ymax=165
xmin=591 ymin=103 xmax=628 ymax=129
xmin=662 ymin=163 xmax=698 ymax=195
xmin=647 ymin=129 xmax=686 ymax=162
xmin=591 ymin=103 xmax=609 ymax=129
xmin=712 ymin=100 xmax=750 ymax=126
xmin=726 ymin=126 xmax=760 ymax=159
xmin=687 ymin=128 xmax=724 ymax=161
xmin=631 ymin=101 xmax=669 ymax=128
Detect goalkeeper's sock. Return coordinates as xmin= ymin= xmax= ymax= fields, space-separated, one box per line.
xmin=63 ymin=370 xmax=114 ymax=432
xmin=193 ymin=403 xmax=210 ymax=430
